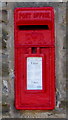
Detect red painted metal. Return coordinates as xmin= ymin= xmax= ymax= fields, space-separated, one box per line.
xmin=14 ymin=7 xmax=55 ymax=110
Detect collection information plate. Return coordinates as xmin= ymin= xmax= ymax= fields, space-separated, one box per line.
xmin=27 ymin=57 xmax=42 ymax=90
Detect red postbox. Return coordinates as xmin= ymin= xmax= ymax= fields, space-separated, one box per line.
xmin=14 ymin=7 xmax=55 ymax=110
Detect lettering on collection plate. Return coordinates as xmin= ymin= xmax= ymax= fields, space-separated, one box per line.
xmin=18 ymin=11 xmax=51 ymax=20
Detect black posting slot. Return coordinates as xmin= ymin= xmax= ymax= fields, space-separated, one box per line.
xmin=18 ymin=25 xmax=49 ymax=30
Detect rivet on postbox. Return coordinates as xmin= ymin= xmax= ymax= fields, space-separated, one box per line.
xmin=14 ymin=7 xmax=55 ymax=110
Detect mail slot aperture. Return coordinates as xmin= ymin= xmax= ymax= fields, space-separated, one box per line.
xmin=18 ymin=25 xmax=49 ymax=30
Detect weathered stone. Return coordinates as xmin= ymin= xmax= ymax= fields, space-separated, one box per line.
xmin=2 ymin=94 xmax=10 ymax=113
xmin=2 ymin=51 xmax=8 ymax=63
xmin=2 ymin=24 xmax=8 ymax=40
xmin=2 ymin=80 xmax=8 ymax=95
xmin=2 ymin=104 xmax=10 ymax=113
xmin=2 ymin=10 xmax=7 ymax=23
xmin=2 ymin=2 xmax=7 ymax=11
xmin=2 ymin=77 xmax=10 ymax=115
xmin=2 ymin=62 xmax=9 ymax=77
xmin=1 ymin=2 xmax=67 ymax=118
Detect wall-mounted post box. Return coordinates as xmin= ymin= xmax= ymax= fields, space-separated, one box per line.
xmin=14 ymin=7 xmax=55 ymax=110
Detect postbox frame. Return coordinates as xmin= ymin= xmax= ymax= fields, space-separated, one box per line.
xmin=14 ymin=7 xmax=55 ymax=110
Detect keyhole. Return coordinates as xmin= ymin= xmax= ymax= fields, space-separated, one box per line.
xmin=32 ymin=47 xmax=37 ymax=54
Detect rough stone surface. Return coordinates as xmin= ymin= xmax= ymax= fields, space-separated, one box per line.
xmin=1 ymin=0 xmax=68 ymax=2
xmin=1 ymin=2 xmax=67 ymax=119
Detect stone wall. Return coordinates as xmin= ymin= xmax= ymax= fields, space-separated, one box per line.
xmin=2 ymin=2 xmax=67 ymax=119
